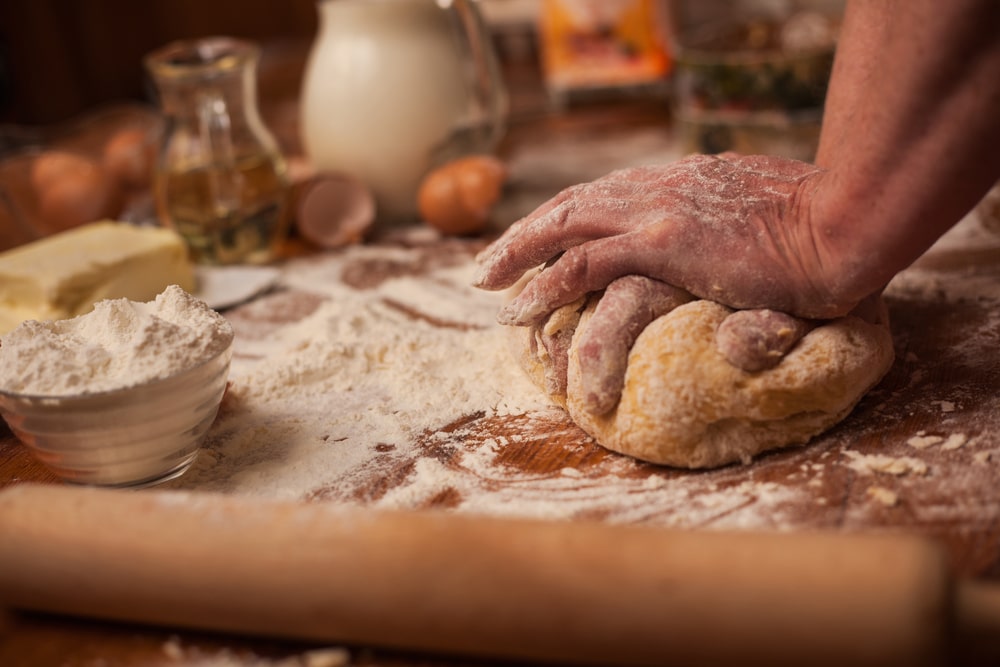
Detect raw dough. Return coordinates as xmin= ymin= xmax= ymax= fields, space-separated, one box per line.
xmin=508 ymin=297 xmax=894 ymax=468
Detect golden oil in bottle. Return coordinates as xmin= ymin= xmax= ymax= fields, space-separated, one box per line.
xmin=156 ymin=152 xmax=289 ymax=265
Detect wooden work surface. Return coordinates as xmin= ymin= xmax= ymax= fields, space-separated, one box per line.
xmin=2 ymin=97 xmax=1000 ymax=667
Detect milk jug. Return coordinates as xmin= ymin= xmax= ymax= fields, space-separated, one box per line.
xmin=300 ymin=0 xmax=507 ymax=223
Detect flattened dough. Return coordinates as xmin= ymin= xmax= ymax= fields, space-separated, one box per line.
xmin=509 ymin=298 xmax=894 ymax=468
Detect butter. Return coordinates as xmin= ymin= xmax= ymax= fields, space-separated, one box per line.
xmin=0 ymin=221 xmax=195 ymax=334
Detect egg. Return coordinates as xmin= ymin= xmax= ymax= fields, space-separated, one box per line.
xmin=31 ymin=151 xmax=120 ymax=232
xmin=102 ymin=127 xmax=155 ymax=189
xmin=417 ymin=154 xmax=506 ymax=235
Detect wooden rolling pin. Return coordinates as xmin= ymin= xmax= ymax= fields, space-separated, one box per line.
xmin=0 ymin=484 xmax=997 ymax=666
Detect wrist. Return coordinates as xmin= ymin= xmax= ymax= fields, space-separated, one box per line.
xmin=798 ymin=169 xmax=891 ymax=316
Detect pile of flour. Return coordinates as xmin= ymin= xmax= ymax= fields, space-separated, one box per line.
xmin=0 ymin=285 xmax=233 ymax=396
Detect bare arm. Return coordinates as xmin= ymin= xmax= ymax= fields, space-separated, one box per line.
xmin=811 ymin=0 xmax=1000 ymax=304
xmin=478 ymin=0 xmax=1000 ymax=315
xmin=475 ymin=0 xmax=1000 ymax=413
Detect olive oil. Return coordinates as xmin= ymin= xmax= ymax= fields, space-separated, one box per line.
xmin=156 ymin=153 xmax=289 ymax=265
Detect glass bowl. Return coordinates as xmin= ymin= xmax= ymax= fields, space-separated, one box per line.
xmin=0 ymin=336 xmax=232 ymax=488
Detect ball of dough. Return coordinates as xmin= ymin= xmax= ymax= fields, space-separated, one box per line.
xmin=509 ymin=298 xmax=894 ymax=469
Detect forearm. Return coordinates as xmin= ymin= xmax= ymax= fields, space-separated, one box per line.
xmin=813 ymin=1 xmax=887 ymax=168
xmin=810 ymin=0 xmax=1000 ymax=302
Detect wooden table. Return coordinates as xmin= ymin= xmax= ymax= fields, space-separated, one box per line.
xmin=2 ymin=96 xmax=1000 ymax=666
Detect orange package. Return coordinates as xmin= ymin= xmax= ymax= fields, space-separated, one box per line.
xmin=539 ymin=0 xmax=672 ymax=95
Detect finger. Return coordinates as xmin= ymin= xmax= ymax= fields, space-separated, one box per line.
xmin=715 ymin=309 xmax=815 ymax=372
xmin=576 ymin=276 xmax=692 ymax=415
xmin=510 ymin=167 xmax=657 ymax=226
xmin=532 ymin=298 xmax=586 ymax=396
xmin=480 ymin=166 xmax=665 ymax=259
xmin=473 ymin=178 xmax=657 ymax=290
xmin=497 ymin=231 xmax=654 ymax=326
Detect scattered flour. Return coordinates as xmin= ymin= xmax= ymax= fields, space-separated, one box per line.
xmin=0 ymin=285 xmax=233 ymax=396
xmin=169 ymin=243 xmax=807 ymax=529
xmin=177 ymin=248 xmax=551 ymax=497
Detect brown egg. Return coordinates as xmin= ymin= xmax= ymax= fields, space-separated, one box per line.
xmin=102 ymin=127 xmax=155 ymax=189
xmin=31 ymin=151 xmax=120 ymax=232
xmin=417 ymin=154 xmax=506 ymax=235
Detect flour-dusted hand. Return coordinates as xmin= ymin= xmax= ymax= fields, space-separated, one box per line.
xmin=475 ymin=0 xmax=1000 ymax=327
xmin=474 ymin=153 xmax=856 ymax=323
xmin=477 ymin=0 xmax=1000 ymax=420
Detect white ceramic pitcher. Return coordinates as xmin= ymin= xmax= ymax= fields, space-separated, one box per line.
xmin=300 ymin=0 xmax=507 ymax=223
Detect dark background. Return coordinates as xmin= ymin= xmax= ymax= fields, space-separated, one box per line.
xmin=0 ymin=0 xmax=320 ymax=124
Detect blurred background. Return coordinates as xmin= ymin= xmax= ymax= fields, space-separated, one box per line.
xmin=0 ymin=0 xmax=848 ymax=252
xmin=0 ymin=0 xmax=322 ymax=125
xmin=0 ymin=0 xmax=842 ymax=123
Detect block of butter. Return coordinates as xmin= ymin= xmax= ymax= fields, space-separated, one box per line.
xmin=0 ymin=221 xmax=195 ymax=334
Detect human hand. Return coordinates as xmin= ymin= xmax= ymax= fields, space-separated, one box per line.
xmin=474 ymin=153 xmax=855 ymax=322
xmin=525 ymin=276 xmax=884 ymax=416
xmin=533 ymin=276 xmax=692 ymax=414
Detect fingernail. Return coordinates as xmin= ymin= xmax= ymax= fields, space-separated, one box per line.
xmin=499 ymin=299 xmax=542 ymax=326
xmin=496 ymin=302 xmax=520 ymax=325
xmin=471 ymin=258 xmax=494 ymax=288
xmin=471 ymin=271 xmax=485 ymax=288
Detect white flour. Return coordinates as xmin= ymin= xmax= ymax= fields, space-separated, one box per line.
xmin=0 ymin=285 xmax=233 ymax=396
xmin=177 ymin=248 xmax=552 ymax=497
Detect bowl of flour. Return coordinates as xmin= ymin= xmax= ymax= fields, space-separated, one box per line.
xmin=0 ymin=285 xmax=234 ymax=488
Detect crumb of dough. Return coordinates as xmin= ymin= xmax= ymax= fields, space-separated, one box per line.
xmin=163 ymin=636 xmax=184 ymax=660
xmin=974 ymin=451 xmax=992 ymax=464
xmin=159 ymin=636 xmax=349 ymax=667
xmin=907 ymin=434 xmax=944 ymax=450
xmin=867 ymin=486 xmax=899 ymax=507
xmin=844 ymin=451 xmax=929 ymax=476
xmin=299 ymin=648 xmax=351 ymax=667
xmin=937 ymin=401 xmax=956 ymax=413
xmin=941 ymin=433 xmax=968 ymax=451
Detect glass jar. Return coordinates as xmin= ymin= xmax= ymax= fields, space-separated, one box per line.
xmin=145 ymin=37 xmax=290 ymax=265
xmin=300 ymin=0 xmax=507 ymax=224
